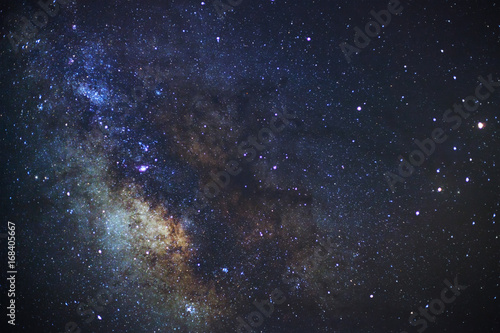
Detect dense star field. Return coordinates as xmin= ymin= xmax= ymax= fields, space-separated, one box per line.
xmin=0 ymin=0 xmax=499 ymax=332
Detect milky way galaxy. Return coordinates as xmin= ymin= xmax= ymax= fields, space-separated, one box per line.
xmin=1 ymin=1 xmax=499 ymax=333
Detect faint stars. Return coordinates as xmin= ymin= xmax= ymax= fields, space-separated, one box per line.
xmin=4 ymin=2 xmax=498 ymax=333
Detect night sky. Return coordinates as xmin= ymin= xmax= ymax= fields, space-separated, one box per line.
xmin=0 ymin=0 xmax=499 ymax=332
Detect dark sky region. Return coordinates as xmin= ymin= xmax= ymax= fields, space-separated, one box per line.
xmin=0 ymin=0 xmax=499 ymax=332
